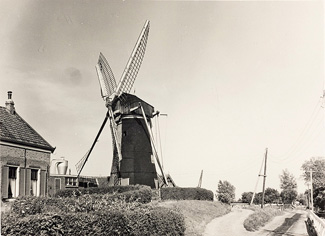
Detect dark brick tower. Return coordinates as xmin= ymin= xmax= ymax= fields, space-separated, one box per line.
xmin=109 ymin=93 xmax=157 ymax=188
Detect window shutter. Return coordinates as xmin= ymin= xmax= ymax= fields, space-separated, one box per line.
xmin=19 ymin=168 xmax=26 ymax=196
xmin=40 ymin=170 xmax=46 ymax=196
xmin=1 ymin=166 xmax=9 ymax=199
xmin=25 ymin=169 xmax=31 ymax=196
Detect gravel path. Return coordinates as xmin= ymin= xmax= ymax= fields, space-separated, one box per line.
xmin=203 ymin=208 xmax=254 ymax=236
xmin=203 ymin=208 xmax=308 ymax=236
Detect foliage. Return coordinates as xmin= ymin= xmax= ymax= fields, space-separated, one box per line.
xmin=264 ymin=188 xmax=280 ymax=204
xmin=280 ymin=189 xmax=298 ymax=204
xmin=241 ymin=192 xmax=253 ymax=204
xmin=54 ymin=185 xmax=148 ymax=198
xmin=9 ymin=189 xmax=152 ymax=218
xmin=2 ymin=192 xmax=185 ymax=236
xmin=279 ymin=169 xmax=297 ymax=204
xmin=161 ymin=187 xmax=214 ymax=201
xmin=253 ymin=192 xmax=263 ymax=205
xmin=155 ymin=200 xmax=230 ymax=236
xmin=2 ymin=207 xmax=185 ymax=236
xmin=297 ymin=193 xmax=307 ymax=205
xmin=216 ymin=180 xmax=235 ymax=204
xmin=243 ymin=207 xmax=283 ymax=231
xmin=313 ymin=187 xmax=325 ymax=211
xmin=301 ymin=157 xmax=325 ymax=189
xmin=280 ymin=169 xmax=297 ymax=190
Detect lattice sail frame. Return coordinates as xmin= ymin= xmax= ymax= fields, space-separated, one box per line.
xmin=116 ymin=20 xmax=150 ymax=96
xmin=95 ymin=52 xmax=117 ymax=99
xmin=75 ymin=149 xmax=90 ymax=176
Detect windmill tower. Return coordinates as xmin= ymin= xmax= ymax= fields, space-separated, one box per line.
xmin=76 ymin=20 xmax=168 ymax=188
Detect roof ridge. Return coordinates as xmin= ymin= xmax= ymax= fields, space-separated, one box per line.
xmin=14 ymin=111 xmax=56 ymax=152
xmin=0 ymin=106 xmax=56 ymax=152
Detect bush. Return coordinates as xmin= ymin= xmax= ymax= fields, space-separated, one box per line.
xmin=54 ymin=185 xmax=147 ymax=198
xmin=10 ymin=196 xmax=75 ymax=217
xmin=161 ymin=187 xmax=213 ymax=201
xmin=2 ymin=207 xmax=185 ymax=235
xmin=243 ymin=207 xmax=282 ymax=231
xmin=10 ymin=188 xmax=152 ymax=217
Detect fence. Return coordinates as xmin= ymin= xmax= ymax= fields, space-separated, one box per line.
xmin=308 ymin=210 xmax=325 ymax=236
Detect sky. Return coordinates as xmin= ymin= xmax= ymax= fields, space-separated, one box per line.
xmin=0 ymin=0 xmax=324 ymax=199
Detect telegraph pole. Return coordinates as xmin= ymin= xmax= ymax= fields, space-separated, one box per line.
xmin=310 ymin=170 xmax=313 ymax=211
xmin=306 ymin=169 xmax=315 ymax=211
xmin=261 ymin=148 xmax=268 ymax=209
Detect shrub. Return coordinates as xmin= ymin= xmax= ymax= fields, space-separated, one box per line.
xmin=161 ymin=187 xmax=213 ymax=201
xmin=54 ymin=185 xmax=147 ymax=198
xmin=243 ymin=207 xmax=283 ymax=231
xmin=216 ymin=180 xmax=235 ymax=204
xmin=10 ymin=189 xmax=152 ymax=217
xmin=2 ymin=207 xmax=185 ymax=235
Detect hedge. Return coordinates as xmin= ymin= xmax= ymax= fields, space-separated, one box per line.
xmin=54 ymin=185 xmax=148 ymax=198
xmin=161 ymin=187 xmax=214 ymax=201
xmin=10 ymin=189 xmax=152 ymax=217
xmin=2 ymin=207 xmax=185 ymax=235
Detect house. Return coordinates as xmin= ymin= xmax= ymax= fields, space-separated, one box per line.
xmin=0 ymin=91 xmax=55 ymax=199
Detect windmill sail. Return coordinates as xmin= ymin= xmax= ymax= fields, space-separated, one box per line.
xmin=116 ymin=20 xmax=150 ymax=96
xmin=76 ymin=149 xmax=90 ymax=176
xmin=95 ymin=52 xmax=117 ymax=99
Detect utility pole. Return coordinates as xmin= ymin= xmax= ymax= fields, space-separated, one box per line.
xmin=261 ymin=148 xmax=268 ymax=209
xmin=310 ymin=170 xmax=313 ymax=211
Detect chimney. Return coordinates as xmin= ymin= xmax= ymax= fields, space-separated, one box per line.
xmin=5 ymin=91 xmax=15 ymax=115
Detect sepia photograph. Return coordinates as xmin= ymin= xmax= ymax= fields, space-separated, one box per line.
xmin=0 ymin=1 xmax=324 ymax=235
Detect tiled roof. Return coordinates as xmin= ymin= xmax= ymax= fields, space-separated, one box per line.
xmin=0 ymin=106 xmax=55 ymax=152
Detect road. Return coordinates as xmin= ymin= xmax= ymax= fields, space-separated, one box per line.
xmin=203 ymin=208 xmax=308 ymax=236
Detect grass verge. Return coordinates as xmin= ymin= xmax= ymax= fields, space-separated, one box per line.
xmin=243 ymin=207 xmax=283 ymax=231
xmin=153 ymin=200 xmax=231 ymax=236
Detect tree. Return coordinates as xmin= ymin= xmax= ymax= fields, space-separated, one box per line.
xmin=241 ymin=192 xmax=253 ymax=203
xmin=280 ymin=189 xmax=298 ymax=204
xmin=297 ymin=193 xmax=306 ymax=205
xmin=264 ymin=188 xmax=280 ymax=204
xmin=280 ymin=169 xmax=297 ymax=190
xmin=313 ymin=187 xmax=325 ymax=211
xmin=253 ymin=192 xmax=263 ymax=205
xmin=280 ymin=169 xmax=298 ymax=204
xmin=301 ymin=157 xmax=325 ymax=189
xmin=216 ymin=180 xmax=235 ymax=204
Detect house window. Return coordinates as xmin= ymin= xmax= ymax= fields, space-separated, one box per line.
xmin=8 ymin=167 xmax=17 ymax=198
xmin=30 ymin=169 xmax=39 ymax=196
xmin=65 ymin=177 xmax=77 ymax=186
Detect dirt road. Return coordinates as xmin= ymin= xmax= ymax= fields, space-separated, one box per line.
xmin=203 ymin=208 xmax=254 ymax=236
xmin=203 ymin=208 xmax=308 ymax=236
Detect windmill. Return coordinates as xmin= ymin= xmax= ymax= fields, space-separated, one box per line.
xmin=75 ymin=20 xmax=168 ymax=188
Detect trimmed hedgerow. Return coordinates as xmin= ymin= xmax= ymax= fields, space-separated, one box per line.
xmin=54 ymin=185 xmax=148 ymax=198
xmin=161 ymin=187 xmax=214 ymax=201
xmin=2 ymin=207 xmax=185 ymax=235
xmin=10 ymin=189 xmax=152 ymax=217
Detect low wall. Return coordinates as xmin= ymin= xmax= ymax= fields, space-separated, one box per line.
xmin=308 ymin=210 xmax=325 ymax=236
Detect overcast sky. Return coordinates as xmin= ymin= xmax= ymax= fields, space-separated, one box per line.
xmin=1 ymin=0 xmax=324 ymax=198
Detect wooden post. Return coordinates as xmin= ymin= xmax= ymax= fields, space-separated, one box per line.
xmin=310 ymin=170 xmax=313 ymax=211
xmin=261 ymin=148 xmax=268 ymax=209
